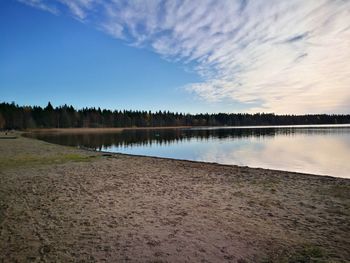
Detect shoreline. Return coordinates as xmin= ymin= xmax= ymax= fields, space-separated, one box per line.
xmin=26 ymin=126 xmax=192 ymax=134
xmin=20 ymin=127 xmax=343 ymax=179
xmin=19 ymin=129 xmax=346 ymax=179
xmin=5 ymin=131 xmax=339 ymax=180
xmin=89 ymin=148 xmax=340 ymax=180
xmin=25 ymin=123 xmax=350 ymax=134
xmin=1 ymin=135 xmax=349 ymax=262
xmin=23 ymin=128 xmax=348 ymax=179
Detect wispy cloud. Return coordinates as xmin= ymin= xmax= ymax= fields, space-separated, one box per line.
xmin=18 ymin=0 xmax=350 ymax=113
xmin=18 ymin=0 xmax=59 ymax=15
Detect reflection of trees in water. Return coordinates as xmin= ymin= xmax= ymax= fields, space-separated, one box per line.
xmin=28 ymin=127 xmax=350 ymax=150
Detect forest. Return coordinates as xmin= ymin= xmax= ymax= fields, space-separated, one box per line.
xmin=1 ymin=101 xmax=350 ymax=129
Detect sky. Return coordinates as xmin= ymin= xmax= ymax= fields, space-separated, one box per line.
xmin=0 ymin=0 xmax=349 ymax=114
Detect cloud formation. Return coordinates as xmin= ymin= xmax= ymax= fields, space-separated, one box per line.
xmin=19 ymin=0 xmax=350 ymax=113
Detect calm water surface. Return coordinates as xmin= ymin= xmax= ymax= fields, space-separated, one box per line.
xmin=28 ymin=125 xmax=350 ymax=178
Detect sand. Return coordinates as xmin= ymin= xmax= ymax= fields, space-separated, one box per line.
xmin=0 ymin=134 xmax=349 ymax=262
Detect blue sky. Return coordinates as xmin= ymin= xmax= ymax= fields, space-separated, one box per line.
xmin=1 ymin=0 xmax=349 ymax=114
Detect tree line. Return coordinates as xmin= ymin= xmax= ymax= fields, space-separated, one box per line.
xmin=1 ymin=101 xmax=349 ymax=130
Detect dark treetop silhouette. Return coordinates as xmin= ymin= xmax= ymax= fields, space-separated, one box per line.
xmin=1 ymin=101 xmax=349 ymax=130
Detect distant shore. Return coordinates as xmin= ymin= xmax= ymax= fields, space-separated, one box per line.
xmin=27 ymin=126 xmax=192 ymax=134
xmin=0 ymin=134 xmax=349 ymax=262
xmin=25 ymin=123 xmax=350 ymax=134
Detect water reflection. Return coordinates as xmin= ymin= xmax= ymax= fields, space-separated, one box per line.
xmin=27 ymin=125 xmax=350 ymax=178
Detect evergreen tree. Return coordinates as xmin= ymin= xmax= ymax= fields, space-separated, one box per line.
xmin=0 ymin=101 xmax=349 ymax=130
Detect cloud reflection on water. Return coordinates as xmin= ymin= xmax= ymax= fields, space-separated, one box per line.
xmin=197 ymin=134 xmax=350 ymax=178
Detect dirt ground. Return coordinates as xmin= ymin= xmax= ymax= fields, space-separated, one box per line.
xmin=0 ymin=134 xmax=349 ymax=262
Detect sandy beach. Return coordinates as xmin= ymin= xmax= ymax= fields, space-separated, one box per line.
xmin=0 ymin=134 xmax=349 ymax=262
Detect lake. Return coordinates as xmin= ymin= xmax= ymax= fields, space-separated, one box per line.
xmin=27 ymin=125 xmax=350 ymax=178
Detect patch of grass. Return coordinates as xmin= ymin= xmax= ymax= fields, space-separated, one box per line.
xmin=263 ymin=245 xmax=328 ymax=263
xmin=63 ymin=153 xmax=92 ymax=162
xmin=328 ymin=185 xmax=350 ymax=199
xmin=250 ymin=177 xmax=281 ymax=193
xmin=270 ymin=188 xmax=277 ymax=193
xmin=0 ymin=153 xmax=93 ymax=170
xmin=286 ymin=246 xmax=327 ymax=263
xmin=231 ymin=190 xmax=245 ymax=197
xmin=325 ymin=206 xmax=349 ymax=217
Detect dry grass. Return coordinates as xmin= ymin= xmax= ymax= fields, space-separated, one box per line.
xmin=0 ymin=153 xmax=94 ymax=170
